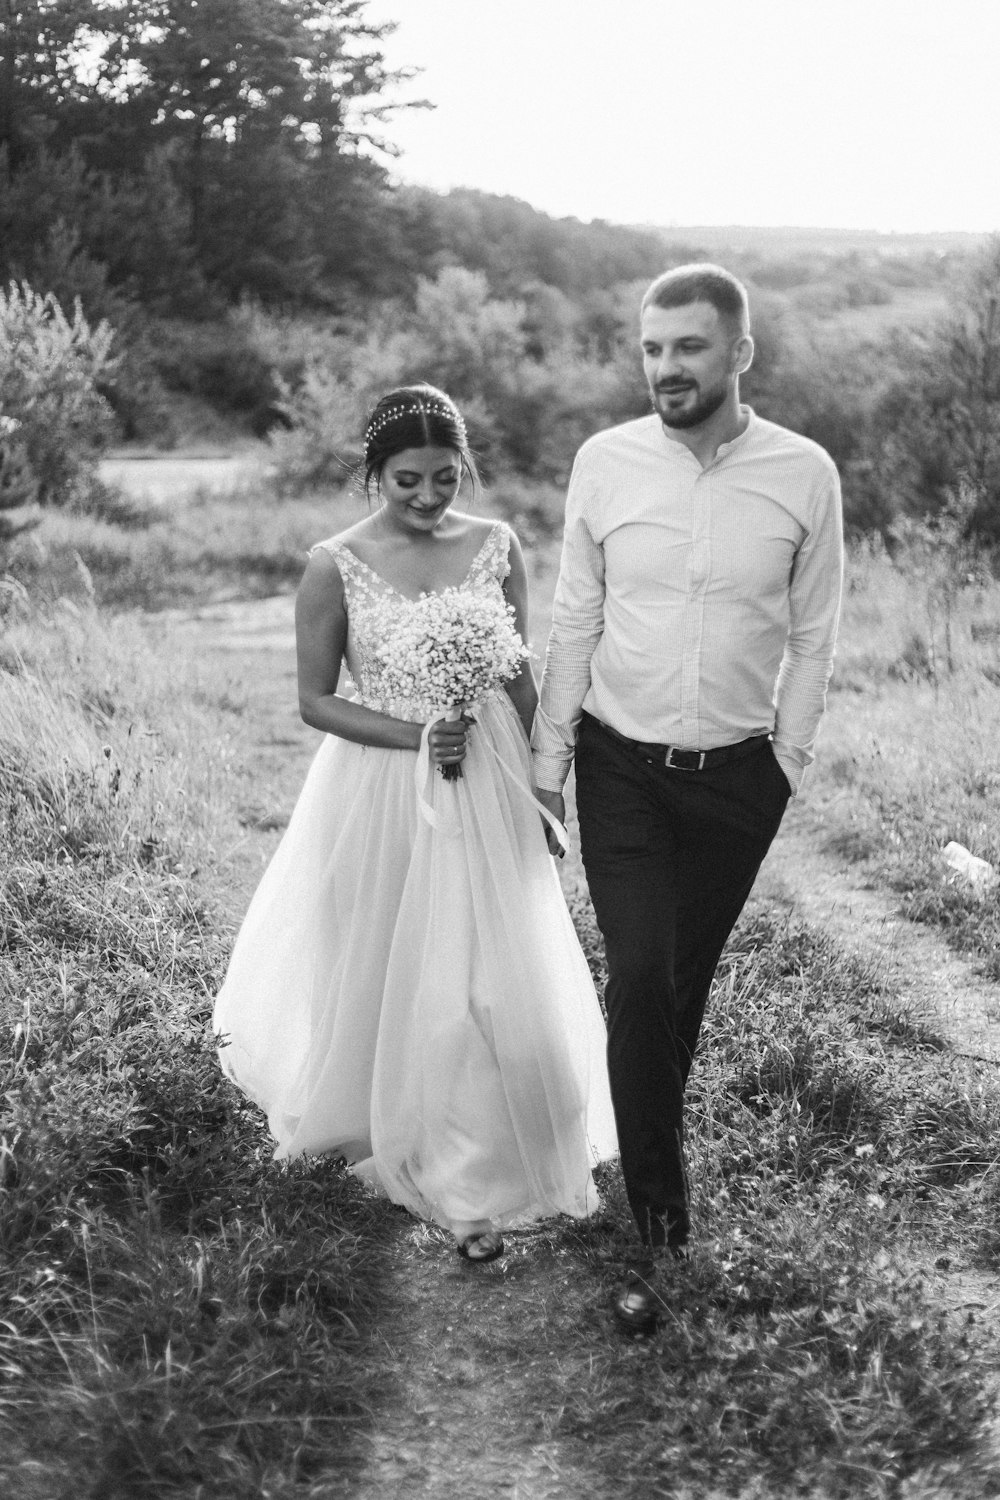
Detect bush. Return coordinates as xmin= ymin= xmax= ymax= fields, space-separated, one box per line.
xmin=267 ymin=364 xmax=366 ymax=495
xmin=0 ymin=282 xmax=117 ymax=530
xmin=150 ymin=318 xmax=282 ymax=433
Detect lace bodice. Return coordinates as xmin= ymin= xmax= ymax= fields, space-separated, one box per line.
xmin=312 ymin=520 xmax=513 ymax=721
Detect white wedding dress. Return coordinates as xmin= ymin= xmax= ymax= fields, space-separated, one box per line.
xmin=213 ymin=520 xmax=617 ymax=1230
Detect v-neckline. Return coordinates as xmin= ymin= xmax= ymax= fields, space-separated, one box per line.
xmin=339 ymin=522 xmax=500 ymax=603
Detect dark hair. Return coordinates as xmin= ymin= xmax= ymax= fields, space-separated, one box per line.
xmin=362 ymin=383 xmax=479 ymax=501
xmin=641 ymin=263 xmax=750 ymax=334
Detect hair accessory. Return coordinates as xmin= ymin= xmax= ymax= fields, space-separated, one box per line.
xmin=365 ymin=400 xmax=467 ymax=447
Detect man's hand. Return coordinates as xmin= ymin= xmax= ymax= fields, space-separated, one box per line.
xmin=534 ymin=787 xmax=566 ymax=858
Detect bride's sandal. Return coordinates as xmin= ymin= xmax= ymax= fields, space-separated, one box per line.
xmin=456 ymin=1229 xmax=504 ymax=1263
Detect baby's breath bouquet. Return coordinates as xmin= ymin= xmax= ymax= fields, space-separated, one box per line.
xmin=375 ymin=589 xmax=529 ymax=779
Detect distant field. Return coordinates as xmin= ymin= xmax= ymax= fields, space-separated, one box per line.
xmin=650 ymin=223 xmax=989 ymax=258
xmin=809 ymin=280 xmax=951 ymax=337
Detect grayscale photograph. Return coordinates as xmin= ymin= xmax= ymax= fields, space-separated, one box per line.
xmin=3 ymin=2 xmax=1000 ymax=1496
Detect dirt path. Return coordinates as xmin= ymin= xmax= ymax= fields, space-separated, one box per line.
xmin=355 ymin=1217 xmax=620 ymax=1500
xmin=169 ymin=594 xmax=1000 ymax=1498
xmin=165 ymin=596 xmax=624 ymax=1497
xmin=759 ymin=795 xmax=1000 ymax=1064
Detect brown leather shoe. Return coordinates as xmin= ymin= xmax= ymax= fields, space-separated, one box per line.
xmin=613 ymin=1269 xmax=660 ymax=1334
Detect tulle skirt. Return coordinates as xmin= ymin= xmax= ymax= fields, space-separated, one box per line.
xmin=213 ymin=692 xmax=617 ymax=1229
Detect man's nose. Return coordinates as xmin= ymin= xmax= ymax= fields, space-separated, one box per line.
xmin=656 ymin=350 xmax=681 ymax=381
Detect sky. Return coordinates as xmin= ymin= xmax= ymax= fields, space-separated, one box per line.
xmin=360 ymin=0 xmax=1000 ymax=234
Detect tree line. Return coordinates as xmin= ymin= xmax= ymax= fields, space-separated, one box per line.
xmin=0 ymin=1 xmax=669 ymax=313
xmin=2 ymin=1 xmax=1000 ymax=543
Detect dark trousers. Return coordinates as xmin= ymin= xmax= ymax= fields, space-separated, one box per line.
xmin=574 ymin=712 xmax=791 ymax=1251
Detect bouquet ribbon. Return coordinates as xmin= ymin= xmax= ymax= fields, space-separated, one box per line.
xmin=415 ymin=705 xmax=570 ymax=855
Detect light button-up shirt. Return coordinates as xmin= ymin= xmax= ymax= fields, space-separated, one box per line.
xmin=531 ymin=408 xmax=844 ymax=795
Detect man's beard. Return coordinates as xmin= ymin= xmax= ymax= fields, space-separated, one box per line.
xmin=651 ymin=380 xmax=728 ymax=430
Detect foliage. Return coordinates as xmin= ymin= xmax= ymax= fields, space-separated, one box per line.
xmin=4 ymin=523 xmax=1000 ymax=1495
xmin=390 ymin=185 xmax=672 ymax=300
xmin=0 ymin=0 xmax=412 ymax=311
xmin=1 ymin=0 xmax=986 ymax=523
xmin=268 ymin=265 xmax=647 ymax=488
xmin=800 ymin=532 xmax=1000 ymax=983
xmin=0 ymin=282 xmax=116 ymax=551
xmin=267 ymin=364 xmax=369 ymax=495
xmin=0 ymin=598 xmax=388 ymax=1496
xmin=862 ymin=237 xmax=1000 ymax=538
xmin=889 ymin=481 xmax=987 ymax=684
xmin=0 ymin=414 xmax=40 ymax=542
xmin=0 ymin=478 xmax=357 ymax=609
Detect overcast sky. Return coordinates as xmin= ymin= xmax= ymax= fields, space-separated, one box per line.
xmin=362 ymin=0 xmax=1000 ymax=233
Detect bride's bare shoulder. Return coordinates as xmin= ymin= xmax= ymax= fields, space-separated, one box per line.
xmin=452 ymin=511 xmax=503 ymax=543
xmin=307 ymin=515 xmax=376 ymax=561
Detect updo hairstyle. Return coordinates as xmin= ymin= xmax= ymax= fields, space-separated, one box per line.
xmin=362 ymin=384 xmax=479 ymax=502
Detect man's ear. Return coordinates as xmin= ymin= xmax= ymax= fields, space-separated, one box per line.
xmin=732 ymin=333 xmax=754 ymax=375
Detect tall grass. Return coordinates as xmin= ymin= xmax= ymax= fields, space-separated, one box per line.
xmin=810 ymin=538 xmax=1000 ymax=974
xmin=0 ymin=597 xmax=392 ymax=1498
xmin=547 ymin=906 xmax=1000 ymax=1497
xmin=4 ymin=504 xmax=1000 ymax=1496
xmin=2 ymin=482 xmax=356 ymax=610
xmin=1 ymin=473 xmax=568 ymax=614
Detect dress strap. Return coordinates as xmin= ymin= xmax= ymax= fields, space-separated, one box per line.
xmin=469 ymin=520 xmax=512 ymax=586
xmin=310 ymin=536 xmax=351 ymax=569
xmin=309 ymin=538 xmax=373 ymax=607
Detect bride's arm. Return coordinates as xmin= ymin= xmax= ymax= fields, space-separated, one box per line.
xmin=295 ymin=550 xmax=465 ymax=764
xmin=502 ymin=530 xmax=539 ymax=740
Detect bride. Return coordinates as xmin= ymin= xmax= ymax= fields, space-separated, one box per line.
xmin=213 ymin=384 xmax=616 ymax=1262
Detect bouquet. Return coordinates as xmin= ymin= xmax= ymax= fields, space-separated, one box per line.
xmin=375 ymin=588 xmax=530 ymax=778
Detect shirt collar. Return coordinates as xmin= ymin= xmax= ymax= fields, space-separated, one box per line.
xmin=655 ymin=405 xmax=757 ymax=467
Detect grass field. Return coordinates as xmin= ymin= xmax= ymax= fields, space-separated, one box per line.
xmin=3 ymin=480 xmax=1000 ymax=1497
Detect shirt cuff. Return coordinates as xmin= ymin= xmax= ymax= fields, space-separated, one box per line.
xmin=530 ymin=751 xmax=573 ymax=794
xmin=772 ymin=743 xmax=804 ymax=797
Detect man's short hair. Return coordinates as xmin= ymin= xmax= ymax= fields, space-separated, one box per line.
xmin=641 ymin=263 xmax=750 ymax=335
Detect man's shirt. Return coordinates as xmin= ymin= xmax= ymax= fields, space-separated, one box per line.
xmin=531 ymin=408 xmax=844 ymax=796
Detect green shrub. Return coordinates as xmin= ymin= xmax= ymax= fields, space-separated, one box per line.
xmin=0 ymin=281 xmax=117 ymax=518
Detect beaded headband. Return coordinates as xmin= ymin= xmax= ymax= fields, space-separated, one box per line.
xmin=364 ymin=400 xmax=467 ymax=448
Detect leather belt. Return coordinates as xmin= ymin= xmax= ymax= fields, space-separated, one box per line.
xmin=585 ymin=713 xmax=770 ymax=771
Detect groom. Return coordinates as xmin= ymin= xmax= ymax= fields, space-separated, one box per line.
xmin=531 ymin=263 xmax=843 ymax=1333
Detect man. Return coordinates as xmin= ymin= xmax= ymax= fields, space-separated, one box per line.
xmin=531 ymin=264 xmax=843 ymax=1334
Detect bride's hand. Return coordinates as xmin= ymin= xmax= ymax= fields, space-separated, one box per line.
xmin=427 ymin=712 xmax=476 ymax=767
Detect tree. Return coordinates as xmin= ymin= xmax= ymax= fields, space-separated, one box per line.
xmin=0 ymin=1 xmax=415 ymax=308
xmin=104 ymin=0 xmax=406 ymax=256
xmin=0 ymin=2 xmax=101 ymax=172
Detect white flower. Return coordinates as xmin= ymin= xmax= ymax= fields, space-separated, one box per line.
xmin=376 ymin=588 xmax=529 ymax=710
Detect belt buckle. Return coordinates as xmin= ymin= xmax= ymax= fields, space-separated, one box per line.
xmin=664 ymin=746 xmax=706 ymax=771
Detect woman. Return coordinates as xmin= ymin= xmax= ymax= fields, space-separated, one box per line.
xmin=214 ymin=384 xmax=616 ymax=1262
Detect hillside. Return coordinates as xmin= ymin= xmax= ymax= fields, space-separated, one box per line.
xmin=648 ymin=224 xmax=989 ymax=258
